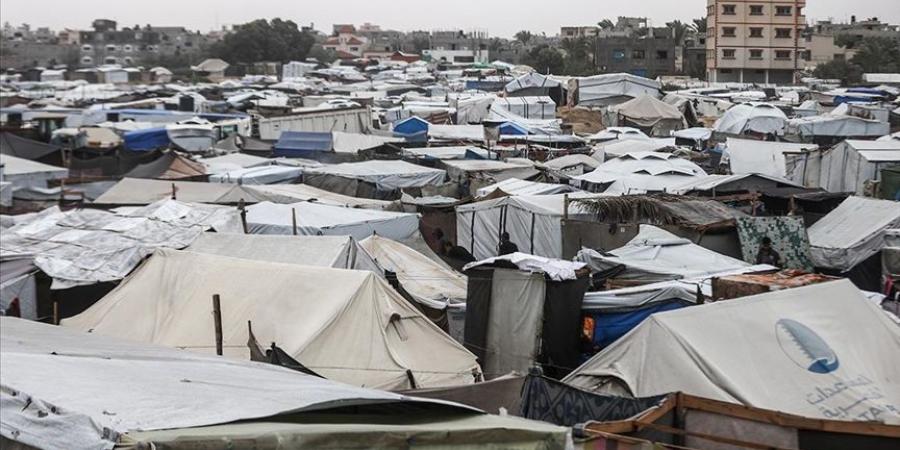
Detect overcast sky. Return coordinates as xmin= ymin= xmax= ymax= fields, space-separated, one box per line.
xmin=2 ymin=0 xmax=897 ymax=38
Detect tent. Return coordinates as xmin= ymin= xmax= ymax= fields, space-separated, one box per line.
xmin=492 ymin=97 xmax=556 ymax=120
xmin=572 ymin=73 xmax=661 ymax=106
xmin=186 ymin=233 xmax=381 ymax=273
xmin=272 ymin=131 xmax=332 ymax=158
xmin=714 ymin=103 xmax=788 ymax=136
xmin=724 ymin=138 xmax=817 ymax=179
xmin=61 ymin=249 xmax=481 ymax=390
xmin=538 ymin=154 xmax=600 ymax=178
xmin=244 ymin=183 xmax=395 ymax=209
xmin=817 ymin=140 xmax=900 ymax=195
xmin=123 ymin=127 xmax=171 ymax=151
xmin=2 ymin=317 xmax=569 ymax=450
xmin=304 ymin=160 xmax=446 ymax=197
xmin=787 ymin=115 xmax=889 ymax=140
xmin=123 ymin=151 xmax=207 ymax=180
xmin=208 ymin=165 xmax=304 ymax=185
xmin=199 ymin=153 xmax=276 ymax=173
xmin=245 ymin=200 xmax=419 ymax=240
xmin=475 ymin=178 xmax=578 ymax=198
xmin=594 ymin=139 xmax=673 ymax=160
xmin=609 ymin=94 xmax=685 ymax=137
xmin=572 ymin=152 xmax=706 ymax=194
xmin=440 ymin=159 xmax=537 ymax=184
xmin=0 ymin=154 xmax=68 ymax=199
xmin=504 ymin=72 xmax=562 ymax=97
xmin=0 ymin=132 xmax=62 ymax=164
xmin=93 ymin=178 xmax=263 ymax=205
xmin=564 ymin=280 xmax=900 ymax=423
xmin=808 ymin=196 xmax=900 ymax=277
xmin=576 ymin=225 xmax=772 ymax=284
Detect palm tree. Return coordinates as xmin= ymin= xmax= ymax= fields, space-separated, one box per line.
xmin=692 ymin=17 xmax=708 ymax=34
xmin=597 ymin=19 xmax=615 ymax=30
xmin=514 ymin=30 xmax=533 ymax=45
xmin=667 ymin=20 xmax=690 ymax=44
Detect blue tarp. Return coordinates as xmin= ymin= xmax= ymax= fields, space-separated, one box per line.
xmin=273 ymin=131 xmax=333 ymax=158
xmin=464 ymin=149 xmax=487 ymax=160
xmin=465 ymin=80 xmax=507 ymax=92
xmin=833 ymin=95 xmax=881 ymax=105
xmin=499 ymin=122 xmax=529 ymax=136
xmin=393 ymin=116 xmax=429 ymax=135
xmin=846 ymin=87 xmax=888 ymax=97
xmin=123 ymin=127 xmax=170 ymax=151
xmin=587 ymin=301 xmax=687 ymax=349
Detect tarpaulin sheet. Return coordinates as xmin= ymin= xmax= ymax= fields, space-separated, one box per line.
xmin=736 ymin=216 xmax=814 ymax=271
xmin=123 ymin=127 xmax=170 ymax=151
xmin=807 ymin=196 xmax=900 ymax=271
xmin=588 ymin=300 xmax=686 ymax=349
xmin=714 ymin=103 xmax=787 ymax=135
xmin=245 ymin=200 xmax=420 ymax=241
xmin=305 ymin=160 xmax=446 ymax=191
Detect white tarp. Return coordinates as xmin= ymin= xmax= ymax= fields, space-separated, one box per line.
xmin=208 ymin=165 xmax=304 ymax=185
xmin=428 ymin=124 xmax=485 ymax=141
xmin=573 ymin=73 xmax=661 ymax=106
xmin=199 ymin=153 xmax=276 ymax=174
xmin=610 ymin=94 xmax=685 ymax=128
xmin=576 ymin=225 xmax=772 ymax=283
xmin=61 ymin=249 xmax=481 ymax=390
xmin=360 ymin=235 xmax=467 ymax=310
xmin=244 ymin=183 xmax=394 ymax=209
xmin=186 ymin=233 xmax=381 ymax=273
xmin=93 ymin=178 xmax=263 ymax=205
xmin=463 ymin=252 xmax=586 ymax=282
xmin=581 ymin=280 xmax=700 ymax=311
xmin=573 ymin=152 xmax=706 ymax=194
xmin=246 ymin=200 xmax=419 ymax=241
xmin=0 ymin=317 xmax=480 ymax=450
xmin=714 ymin=103 xmax=788 ymax=136
xmin=484 ymin=269 xmax=545 ymax=378
xmin=724 ymin=138 xmax=817 ymax=178
xmin=0 ymin=154 xmax=68 ymax=197
xmin=565 ymin=280 xmax=900 ymax=423
xmin=492 ymin=97 xmax=556 ymax=120
xmin=817 ymin=140 xmax=900 ymax=195
xmin=0 ymin=200 xmax=242 ymax=289
xmin=504 ymin=72 xmax=561 ymax=94
xmin=808 ymin=196 xmax=900 ymax=271
xmin=441 ymin=159 xmax=535 ymax=182
xmin=403 ymin=146 xmax=489 ymax=161
xmin=332 ymin=131 xmax=404 ymax=154
xmin=475 ymin=178 xmax=577 ymax=198
xmin=787 ymin=115 xmax=890 ymax=139
xmin=304 ymin=160 xmax=446 ymax=190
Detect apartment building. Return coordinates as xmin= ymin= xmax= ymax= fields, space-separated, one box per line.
xmin=706 ymin=0 xmax=806 ymax=84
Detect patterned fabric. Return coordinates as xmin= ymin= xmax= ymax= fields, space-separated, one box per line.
xmin=736 ymin=217 xmax=814 ymax=271
xmin=519 ymin=375 xmax=666 ymax=427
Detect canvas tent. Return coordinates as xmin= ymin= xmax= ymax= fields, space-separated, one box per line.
xmin=0 ymin=132 xmax=62 ymax=165
xmin=93 ymin=178 xmax=263 ymax=205
xmin=0 ymin=154 xmax=68 ymax=199
xmin=817 ymin=139 xmax=900 ymax=195
xmin=208 ymin=165 xmax=304 ymax=185
xmin=123 ymin=151 xmax=207 ymax=180
xmin=714 ymin=103 xmax=788 ymax=136
xmin=2 ymin=317 xmax=568 ymax=450
xmin=571 ymin=73 xmax=661 ymax=107
xmin=724 ymin=138 xmax=817 ymax=179
xmin=787 ymin=115 xmax=889 ymax=140
xmin=504 ymin=72 xmax=562 ymax=97
xmin=608 ymin=94 xmax=685 ymax=137
xmin=245 ymin=200 xmax=419 ymax=241
xmin=62 ymin=249 xmax=481 ymax=390
xmin=808 ymin=196 xmax=900 ymax=276
xmin=304 ymin=160 xmax=446 ymax=198
xmin=244 ymin=183 xmax=395 ymax=209
xmin=475 ymin=178 xmax=577 ymax=198
xmin=492 ymin=96 xmax=556 ymax=120
xmin=572 ymin=152 xmax=706 ymax=194
xmin=564 ymin=280 xmax=900 ymax=423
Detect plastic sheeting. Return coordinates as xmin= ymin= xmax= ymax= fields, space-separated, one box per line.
xmin=573 ymin=73 xmax=661 ymax=106
xmin=464 ymin=252 xmax=586 ymax=282
xmin=610 ymin=94 xmax=685 ymax=128
xmin=808 ymin=196 xmax=900 ymax=271
xmin=0 ymin=154 xmax=68 ymax=195
xmin=573 ymin=152 xmax=706 ymax=194
xmin=0 ymin=317 xmax=481 ymax=450
xmin=244 ymin=183 xmax=394 ymax=209
xmin=208 ymin=165 xmax=303 ymax=185
xmin=484 ymin=269 xmax=545 ymax=378
xmin=504 ymin=72 xmax=561 ymax=94
xmin=714 ymin=103 xmax=788 ymax=136
xmin=0 ymin=200 xmax=242 ymax=288
xmin=787 ymin=115 xmax=889 ymax=138
xmin=305 ymin=160 xmax=446 ymax=191
xmin=724 ymin=138 xmax=816 ymax=178
xmin=246 ymin=200 xmax=419 ymax=241
xmin=93 ymin=178 xmax=264 ymax=205
xmin=475 ymin=178 xmax=577 ymax=198
xmin=817 ymin=139 xmax=900 ymax=195
xmin=565 ymin=280 xmax=900 ymax=423
xmin=61 ymin=249 xmax=481 ymax=390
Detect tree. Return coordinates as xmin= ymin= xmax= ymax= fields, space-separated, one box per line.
xmin=849 ymin=36 xmax=900 ymax=73
xmin=514 ymin=30 xmax=533 ymax=45
xmin=307 ymin=46 xmax=337 ymax=64
xmin=209 ymin=18 xmax=315 ymax=64
xmin=813 ymin=59 xmax=863 ymax=85
xmin=692 ymin=17 xmax=707 ymax=34
xmin=597 ymin=19 xmax=615 ymax=30
xmin=666 ymin=20 xmax=690 ymax=44
xmin=560 ymin=37 xmax=594 ymax=75
xmin=525 ymin=45 xmax=565 ymax=74
xmin=411 ymin=35 xmax=430 ymax=53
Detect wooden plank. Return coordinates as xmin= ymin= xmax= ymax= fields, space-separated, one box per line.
xmin=634 ymin=420 xmax=796 ymax=450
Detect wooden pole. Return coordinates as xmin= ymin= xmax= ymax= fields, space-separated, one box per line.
xmin=238 ymin=198 xmax=248 ymax=234
xmin=52 ymin=301 xmax=59 ymax=325
xmin=291 ymin=207 xmax=298 ymax=236
xmin=562 ymin=194 xmax=570 ymax=221
xmin=212 ymin=294 xmax=223 ymax=356
xmin=171 ymin=183 xmax=177 ymax=200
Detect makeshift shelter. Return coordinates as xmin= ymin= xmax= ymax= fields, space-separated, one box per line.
xmin=670 ymin=173 xmax=804 ymax=195
xmin=0 ymin=258 xmax=38 ymax=320
xmin=123 ymin=151 xmax=207 ymax=180
xmin=475 ymin=178 xmax=577 ymax=198
xmin=538 ymin=154 xmax=600 ymax=178
xmin=463 ymin=253 xmax=590 ymax=379
xmin=492 ymin=96 xmax=556 ymax=120
xmin=208 ymin=165 xmax=303 ymax=185
xmin=608 ymin=94 xmax=685 ymax=137
xmin=244 ymin=183 xmax=395 ymax=210
xmin=504 ymin=72 xmax=563 ymax=104
xmin=199 ymin=152 xmax=275 ymax=173
xmin=714 ymin=103 xmax=788 ymax=136
xmin=808 ymin=196 xmax=900 ymax=290
xmin=0 ymin=132 xmax=62 ymax=165
xmin=564 ymin=280 xmax=900 ymax=422
xmin=440 ymin=159 xmax=538 ymax=185
xmin=0 ymin=154 xmax=68 ymax=200
xmin=593 ymin=139 xmax=674 ymax=161
xmin=93 ymin=178 xmax=263 ymax=205
xmin=787 ymin=115 xmax=889 ymax=142
xmin=123 ymin=127 xmax=171 ymax=151
xmin=0 ymin=200 xmax=242 ymax=289
xmin=817 ymin=139 xmax=900 ymax=195
xmin=62 ymin=249 xmax=482 ymax=390
xmin=245 ymin=201 xmax=419 ymax=241
xmin=571 ymin=73 xmax=661 ymax=107
xmin=2 ymin=317 xmax=569 ymax=450
xmin=572 ymin=152 xmax=706 ymax=194
xmin=724 ymin=138 xmax=817 ymax=179
xmin=304 ymin=160 xmax=446 ymax=199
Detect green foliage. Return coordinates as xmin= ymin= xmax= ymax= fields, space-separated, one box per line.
xmin=597 ymin=19 xmax=615 ymax=30
xmin=692 ymin=17 xmax=707 ymax=33
xmin=813 ymin=59 xmax=863 ymax=85
xmin=209 ymin=19 xmax=315 ymax=64
xmin=666 ymin=20 xmax=690 ymax=44
xmin=514 ymin=30 xmax=533 ymax=45
xmin=849 ymin=36 xmax=900 ymax=73
xmin=307 ymin=46 xmax=337 ymax=64
xmin=524 ymin=45 xmax=565 ymax=74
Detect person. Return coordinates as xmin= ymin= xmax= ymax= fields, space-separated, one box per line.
xmin=498 ymin=231 xmax=519 ymax=256
xmin=755 ymin=237 xmax=782 ymax=267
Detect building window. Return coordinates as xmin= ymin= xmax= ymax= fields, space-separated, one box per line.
xmin=833 ymin=53 xmax=845 ymax=61
xmin=104 ymin=57 xmax=117 ymax=64
xmin=722 ymin=4 xmax=736 ymax=15
xmin=81 ymin=44 xmax=93 ymax=52
xmin=656 ymin=50 xmax=668 ymax=60
xmin=749 ymin=49 xmax=763 ymax=59
xmin=749 ymin=5 xmax=764 ymax=15
xmin=776 ymin=6 xmax=792 ymax=16
xmin=81 ymin=56 xmax=93 ymax=64
xmin=631 ymin=49 xmax=645 ymax=59
xmin=123 ymin=45 xmax=133 ymax=52
xmin=123 ymin=57 xmax=134 ymax=65
xmin=721 ymin=69 xmax=733 ymax=74
xmin=800 ymin=50 xmax=811 ymax=61
xmin=723 ymin=49 xmax=736 ymax=59
xmin=722 ymin=27 xmax=736 ymax=37
xmin=749 ymin=28 xmax=763 ymax=38
xmin=612 ymin=49 xmax=626 ymax=61
xmin=775 ymin=28 xmax=791 ymax=38
xmin=350 ymin=46 xmax=359 ymax=51
xmin=775 ymin=50 xmax=791 ymax=60
xmin=106 ymin=44 xmax=117 ymax=52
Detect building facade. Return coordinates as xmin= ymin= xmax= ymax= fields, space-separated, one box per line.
xmin=706 ymin=0 xmax=806 ymax=84
xmin=592 ymin=29 xmax=677 ymax=79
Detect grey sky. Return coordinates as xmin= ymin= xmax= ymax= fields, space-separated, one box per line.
xmin=1 ymin=0 xmax=897 ymax=38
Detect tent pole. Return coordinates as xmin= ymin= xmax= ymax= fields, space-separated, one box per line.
xmin=237 ymin=198 xmax=248 ymax=234
xmin=291 ymin=208 xmax=298 ymax=236
xmin=212 ymin=294 xmax=223 ymax=356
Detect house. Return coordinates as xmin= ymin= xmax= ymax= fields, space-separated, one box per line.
xmin=191 ymin=58 xmax=230 ymax=82
xmin=322 ymin=24 xmax=369 ymax=58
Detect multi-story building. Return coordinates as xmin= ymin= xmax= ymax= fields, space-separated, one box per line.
xmin=77 ymin=19 xmax=209 ymax=67
xmin=706 ymin=0 xmax=806 ymax=84
xmin=322 ymin=24 xmax=369 ymax=58
xmin=801 ymin=17 xmax=900 ymax=70
xmin=593 ymin=28 xmax=677 ymax=79
xmin=561 ymin=26 xmax=601 ymax=39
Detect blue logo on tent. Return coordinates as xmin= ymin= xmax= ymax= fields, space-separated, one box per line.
xmin=775 ymin=319 xmax=839 ymax=374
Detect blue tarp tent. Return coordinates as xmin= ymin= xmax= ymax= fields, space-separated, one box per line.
xmin=586 ymin=301 xmax=685 ymax=350
xmin=273 ymin=131 xmax=333 ymax=158
xmin=393 ymin=117 xmax=429 ymax=135
xmin=499 ymin=122 xmax=529 ymax=136
xmin=123 ymin=127 xmax=170 ymax=151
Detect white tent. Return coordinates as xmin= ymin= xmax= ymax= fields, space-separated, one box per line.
xmin=576 ymin=225 xmax=772 ymax=283
xmin=538 ymin=154 xmax=600 ymax=177
xmin=786 ymin=115 xmax=889 ymax=139
xmin=441 ymin=159 xmax=537 ymax=183
xmin=594 ymin=139 xmax=674 ymax=161
xmin=0 ymin=154 xmax=68 ymax=198
xmin=504 ymin=72 xmax=561 ymax=95
xmin=61 ymin=249 xmax=481 ymax=390
xmin=199 ymin=153 xmax=276 ymax=173
xmin=714 ymin=103 xmax=788 ymax=136
xmin=492 ymin=96 xmax=556 ymax=120
xmin=724 ymin=138 xmax=817 ymax=178
xmin=208 ymin=165 xmax=304 ymax=185
xmin=475 ymin=178 xmax=578 ymax=198
xmin=245 ymin=200 xmax=419 ymax=240
xmin=572 ymin=152 xmax=706 ymax=194
xmin=564 ymin=280 xmax=900 ymax=423
xmin=186 ymin=233 xmax=381 ymax=273
xmin=360 ymin=234 xmax=466 ymax=310
xmin=93 ymin=178 xmax=263 ymax=205
xmin=808 ymin=196 xmax=900 ymax=271
xmin=304 ymin=160 xmax=446 ymax=191
xmin=572 ymin=73 xmax=661 ymax=106
xmin=609 ymin=94 xmax=685 ymax=136
xmin=244 ymin=183 xmax=395 ymax=209
xmin=817 ymin=140 xmax=900 ymax=195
